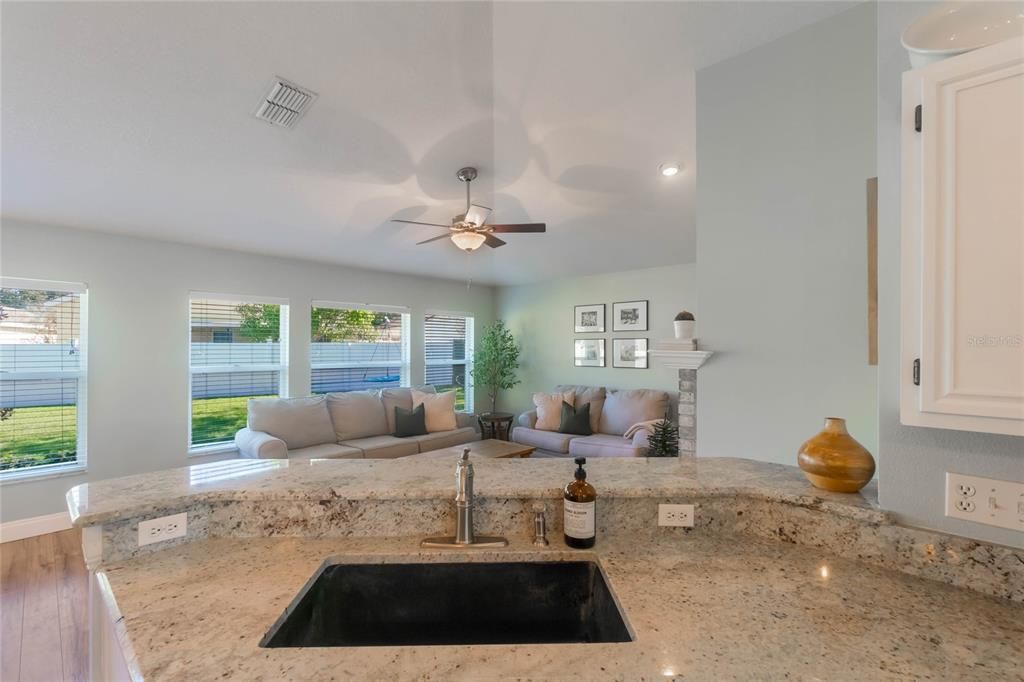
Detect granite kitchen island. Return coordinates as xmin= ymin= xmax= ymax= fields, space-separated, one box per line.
xmin=68 ymin=457 xmax=1024 ymax=681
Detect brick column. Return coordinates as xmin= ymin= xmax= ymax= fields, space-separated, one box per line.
xmin=677 ymin=369 xmax=697 ymax=458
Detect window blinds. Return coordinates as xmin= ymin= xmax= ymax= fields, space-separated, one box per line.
xmin=0 ymin=286 xmax=84 ymax=472
xmin=189 ymin=297 xmax=286 ymax=448
xmin=424 ymin=314 xmax=472 ymax=411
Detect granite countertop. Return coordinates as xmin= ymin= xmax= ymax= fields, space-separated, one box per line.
xmin=99 ymin=533 xmax=1024 ymax=681
xmin=68 ymin=456 xmax=883 ymax=527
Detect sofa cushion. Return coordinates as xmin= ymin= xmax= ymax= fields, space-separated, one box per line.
xmin=341 ymin=435 xmax=420 ymax=459
xmin=511 ymin=426 xmax=575 ymax=454
xmin=327 ymin=390 xmax=388 ymax=441
xmin=569 ymin=433 xmax=645 ymax=458
xmin=247 ymin=395 xmax=336 ymax=450
xmin=533 ymin=389 xmax=575 ymax=431
xmin=381 ymin=386 xmax=436 ymax=434
xmin=412 ymin=389 xmax=458 ymax=433
xmin=410 ymin=427 xmax=478 ymax=453
xmin=394 ymin=404 xmax=428 ymax=437
xmin=599 ymin=389 xmax=670 ymax=436
xmin=558 ymin=401 xmax=593 ymax=436
xmin=555 ymin=385 xmax=606 ymax=434
xmin=288 ymin=443 xmax=364 ymax=460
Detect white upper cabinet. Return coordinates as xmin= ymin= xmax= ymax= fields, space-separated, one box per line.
xmin=901 ymin=37 xmax=1024 ymax=437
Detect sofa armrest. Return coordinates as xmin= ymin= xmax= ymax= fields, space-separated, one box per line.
xmin=235 ymin=428 xmax=288 ymax=459
xmin=456 ymin=412 xmax=478 ymax=432
xmin=518 ymin=410 xmax=538 ymax=428
xmin=631 ymin=429 xmax=651 ymax=454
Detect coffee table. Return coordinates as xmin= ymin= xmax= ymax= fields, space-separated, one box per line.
xmin=414 ymin=438 xmax=534 ymax=460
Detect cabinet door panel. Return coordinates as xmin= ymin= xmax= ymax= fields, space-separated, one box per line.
xmin=902 ymin=37 xmax=1024 ymax=435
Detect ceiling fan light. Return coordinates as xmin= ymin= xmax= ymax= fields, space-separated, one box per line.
xmin=451 ymin=231 xmax=487 ymax=251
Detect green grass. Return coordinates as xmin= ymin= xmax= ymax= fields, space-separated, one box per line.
xmin=434 ymin=385 xmax=468 ymax=412
xmin=191 ymin=395 xmax=273 ymax=447
xmin=0 ymin=404 xmax=78 ymax=470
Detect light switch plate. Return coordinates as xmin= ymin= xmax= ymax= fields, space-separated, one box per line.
xmin=138 ymin=512 xmax=188 ymax=547
xmin=945 ymin=473 xmax=1024 ymax=532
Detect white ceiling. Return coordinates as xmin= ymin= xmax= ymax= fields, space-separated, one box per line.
xmin=1 ymin=1 xmax=857 ymax=285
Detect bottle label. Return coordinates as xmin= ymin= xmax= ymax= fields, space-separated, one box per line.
xmin=563 ymin=499 xmax=595 ymax=540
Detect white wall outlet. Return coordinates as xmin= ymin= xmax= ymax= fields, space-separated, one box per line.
xmin=138 ymin=512 xmax=188 ymax=547
xmin=945 ymin=473 xmax=1024 ymax=533
xmin=658 ymin=504 xmax=694 ymax=528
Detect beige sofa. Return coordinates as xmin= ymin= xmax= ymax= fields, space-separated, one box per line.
xmin=511 ymin=385 xmax=673 ymax=458
xmin=234 ymin=386 xmax=478 ymax=460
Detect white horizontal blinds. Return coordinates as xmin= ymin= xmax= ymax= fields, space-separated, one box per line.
xmin=310 ymin=306 xmax=410 ymax=394
xmin=0 ymin=285 xmax=84 ymax=472
xmin=424 ymin=314 xmax=473 ymax=412
xmin=189 ymin=296 xmax=286 ymax=448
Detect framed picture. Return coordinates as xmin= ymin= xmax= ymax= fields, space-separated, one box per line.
xmin=612 ymin=300 xmax=648 ymax=332
xmin=574 ymin=304 xmax=605 ymax=333
xmin=612 ymin=338 xmax=648 ymax=369
xmin=574 ymin=339 xmax=606 ymax=367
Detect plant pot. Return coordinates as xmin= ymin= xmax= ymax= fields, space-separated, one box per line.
xmin=797 ymin=417 xmax=875 ymax=493
xmin=674 ymin=320 xmax=696 ymax=339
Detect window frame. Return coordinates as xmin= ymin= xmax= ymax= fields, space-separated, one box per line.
xmin=0 ymin=277 xmax=89 ymax=482
xmin=423 ymin=309 xmax=474 ymax=413
xmin=187 ymin=291 xmax=289 ymax=455
xmin=310 ymin=301 xmax=412 ymax=394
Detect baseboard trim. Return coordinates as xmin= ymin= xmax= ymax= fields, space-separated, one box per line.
xmin=1 ymin=511 xmax=73 ymax=543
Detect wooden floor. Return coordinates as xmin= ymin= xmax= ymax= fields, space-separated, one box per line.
xmin=1 ymin=529 xmax=88 ymax=682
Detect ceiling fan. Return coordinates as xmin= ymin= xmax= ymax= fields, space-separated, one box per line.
xmin=392 ymin=167 xmax=546 ymax=252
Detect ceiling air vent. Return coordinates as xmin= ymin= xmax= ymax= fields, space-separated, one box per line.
xmin=254 ymin=78 xmax=317 ymax=129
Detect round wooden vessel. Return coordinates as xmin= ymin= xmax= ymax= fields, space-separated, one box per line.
xmin=797 ymin=417 xmax=875 ymax=493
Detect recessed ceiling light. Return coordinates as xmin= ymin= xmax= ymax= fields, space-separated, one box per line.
xmin=659 ymin=163 xmax=680 ymax=177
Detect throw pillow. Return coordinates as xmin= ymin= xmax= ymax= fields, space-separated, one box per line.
xmin=411 ymin=389 xmax=458 ymax=433
xmin=533 ymin=389 xmax=576 ymax=431
xmin=558 ymin=401 xmax=592 ymax=436
xmin=394 ymin=404 xmax=428 ymax=437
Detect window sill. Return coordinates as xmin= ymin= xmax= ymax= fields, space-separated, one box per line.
xmin=0 ymin=462 xmax=87 ymax=486
xmin=188 ymin=443 xmax=240 ymax=458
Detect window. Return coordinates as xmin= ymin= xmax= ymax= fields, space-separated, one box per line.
xmin=0 ymin=279 xmax=87 ymax=476
xmin=310 ymin=303 xmax=410 ymax=394
xmin=424 ymin=313 xmax=473 ymax=412
xmin=189 ymin=294 xmax=288 ymax=450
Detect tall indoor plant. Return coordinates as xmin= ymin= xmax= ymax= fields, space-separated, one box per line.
xmin=471 ymin=320 xmax=521 ymax=415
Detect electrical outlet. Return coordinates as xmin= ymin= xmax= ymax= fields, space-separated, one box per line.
xmin=658 ymin=504 xmax=694 ymax=527
xmin=945 ymin=473 xmax=1024 ymax=532
xmin=138 ymin=512 xmax=187 ymax=547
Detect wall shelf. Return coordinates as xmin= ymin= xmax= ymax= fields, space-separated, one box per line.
xmin=648 ymin=344 xmax=714 ymax=370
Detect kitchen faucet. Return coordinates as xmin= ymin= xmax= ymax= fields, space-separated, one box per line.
xmin=421 ymin=448 xmax=508 ymax=548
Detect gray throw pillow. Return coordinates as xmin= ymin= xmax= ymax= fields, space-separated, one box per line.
xmin=558 ymin=401 xmax=592 ymax=436
xmin=394 ymin=404 xmax=428 ymax=438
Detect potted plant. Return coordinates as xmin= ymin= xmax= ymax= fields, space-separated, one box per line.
xmin=470 ymin=320 xmax=521 ymax=415
xmin=674 ymin=311 xmax=695 ymax=339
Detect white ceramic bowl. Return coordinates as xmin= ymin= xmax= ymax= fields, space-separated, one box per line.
xmin=902 ymin=1 xmax=1024 ymax=68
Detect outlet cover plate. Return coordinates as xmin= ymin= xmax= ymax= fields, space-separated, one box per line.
xmin=658 ymin=503 xmax=694 ymax=527
xmin=945 ymin=472 xmax=1024 ymax=532
xmin=138 ymin=512 xmax=188 ymax=547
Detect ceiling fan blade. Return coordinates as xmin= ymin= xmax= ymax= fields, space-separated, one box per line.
xmin=490 ymin=223 xmax=546 ymax=233
xmin=464 ymin=204 xmax=492 ymax=227
xmin=393 ymin=219 xmax=451 ymax=228
xmin=484 ymin=233 xmax=507 ymax=248
xmin=416 ymin=233 xmax=451 ymax=245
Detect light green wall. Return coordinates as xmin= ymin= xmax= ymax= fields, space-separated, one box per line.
xmin=495 ymin=264 xmax=696 ymax=415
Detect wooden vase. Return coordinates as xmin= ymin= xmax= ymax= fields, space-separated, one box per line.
xmin=797 ymin=417 xmax=875 ymax=493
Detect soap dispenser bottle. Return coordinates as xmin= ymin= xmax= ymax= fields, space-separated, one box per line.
xmin=563 ymin=457 xmax=596 ymax=548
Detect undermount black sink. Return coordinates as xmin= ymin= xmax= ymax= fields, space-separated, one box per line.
xmin=260 ymin=560 xmax=633 ymax=647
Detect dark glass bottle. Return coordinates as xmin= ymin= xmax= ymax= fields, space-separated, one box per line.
xmin=563 ymin=457 xmax=596 ymax=549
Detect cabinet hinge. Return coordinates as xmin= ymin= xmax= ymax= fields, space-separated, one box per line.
xmin=913 ymin=358 xmax=921 ymax=386
xmin=914 ymin=105 xmax=922 ymax=132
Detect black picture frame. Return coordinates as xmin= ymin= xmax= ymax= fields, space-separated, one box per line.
xmin=573 ymin=303 xmax=606 ymax=333
xmin=612 ymin=338 xmax=649 ymax=369
xmin=612 ymin=300 xmax=649 ymax=332
xmin=574 ymin=338 xmax=606 ymax=367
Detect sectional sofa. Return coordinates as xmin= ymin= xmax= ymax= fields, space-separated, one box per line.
xmin=234 ymin=386 xmax=478 ymax=459
xmin=511 ymin=385 xmax=675 ymax=458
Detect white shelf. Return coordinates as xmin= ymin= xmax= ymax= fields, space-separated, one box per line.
xmin=648 ymin=345 xmax=714 ymax=370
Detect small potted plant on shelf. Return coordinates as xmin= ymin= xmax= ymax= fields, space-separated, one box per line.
xmin=674 ymin=311 xmax=695 ymax=340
